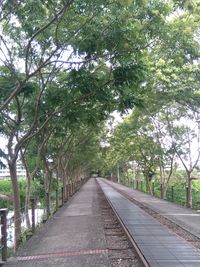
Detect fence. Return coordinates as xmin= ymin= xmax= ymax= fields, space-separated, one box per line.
xmin=119 ymin=179 xmax=200 ymax=210
xmin=0 ymin=209 xmax=7 ymax=262
xmin=0 ymin=177 xmax=88 ymax=262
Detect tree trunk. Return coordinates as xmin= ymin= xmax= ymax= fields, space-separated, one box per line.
xmin=163 ymin=176 xmax=172 ymax=199
xmin=66 ymin=177 xmax=70 ymax=199
xmin=187 ymin=172 xmax=192 ymax=208
xmin=62 ymin=168 xmax=67 ymax=201
xmin=25 ymin=172 xmax=31 ymax=228
xmin=45 ymin=169 xmax=52 ymax=218
xmin=117 ymin=163 xmax=120 ymax=183
xmin=145 ymin=176 xmax=150 ymax=193
xmin=127 ymin=171 xmax=130 ymax=187
xmin=162 ymin=157 xmax=174 ymax=199
xmin=55 ymin=169 xmax=59 ymax=210
xmin=46 ymin=191 xmax=51 ymax=217
xmin=163 ymin=184 xmax=168 ymax=199
xmin=21 ymin=155 xmax=31 ymax=229
xmin=8 ymin=161 xmax=21 ymax=250
xmin=42 ymin=153 xmax=53 ymax=218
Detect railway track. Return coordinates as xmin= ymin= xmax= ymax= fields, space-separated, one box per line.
xmin=97 ymin=180 xmax=149 ymax=267
xmin=97 ymin=178 xmax=200 ymax=267
xmin=101 ymin=179 xmax=200 ymax=251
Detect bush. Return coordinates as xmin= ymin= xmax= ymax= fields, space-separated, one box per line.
xmin=0 ymin=179 xmax=12 ymax=209
xmin=0 ymin=179 xmax=27 ymax=209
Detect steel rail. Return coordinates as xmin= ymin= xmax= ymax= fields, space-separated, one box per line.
xmin=96 ymin=179 xmax=150 ymax=267
xmin=102 ymin=179 xmax=146 ymax=210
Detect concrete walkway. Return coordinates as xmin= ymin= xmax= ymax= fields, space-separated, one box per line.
xmin=105 ymin=180 xmax=200 ymax=239
xmin=5 ymin=179 xmax=110 ymax=267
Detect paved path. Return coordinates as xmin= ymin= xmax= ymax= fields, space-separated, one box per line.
xmin=104 ymin=179 xmax=200 ymax=239
xmin=98 ymin=178 xmax=200 ymax=267
xmin=5 ymin=179 xmax=110 ymax=267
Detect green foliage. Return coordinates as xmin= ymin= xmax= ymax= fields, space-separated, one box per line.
xmin=0 ymin=179 xmax=12 ymax=193
xmin=0 ymin=67 xmax=17 ymax=104
xmin=0 ymin=179 xmax=27 ymax=209
xmin=31 ymin=177 xmax=46 ymax=203
xmin=20 ymin=226 xmax=33 ymax=244
xmin=164 ymin=178 xmax=200 ymax=209
xmin=122 ymin=173 xmax=200 ymax=210
xmin=193 ymin=180 xmax=200 ymax=191
xmin=18 ymin=179 xmax=27 ymax=209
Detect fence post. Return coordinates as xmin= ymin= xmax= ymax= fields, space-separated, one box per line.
xmin=140 ymin=181 xmax=143 ymax=192
xmin=30 ymin=198 xmax=35 ymax=233
xmin=61 ymin=187 xmax=64 ymax=205
xmin=67 ymin=183 xmax=70 ymax=198
xmin=46 ymin=192 xmax=51 ymax=218
xmin=152 ymin=182 xmax=155 ymax=196
xmin=71 ymin=182 xmax=73 ymax=195
xmin=65 ymin=185 xmax=68 ymax=201
xmin=136 ymin=180 xmax=139 ymax=190
xmin=186 ymin=186 xmax=189 ymax=207
xmin=0 ymin=208 xmax=8 ymax=262
xmin=70 ymin=182 xmax=72 ymax=197
xmin=171 ymin=186 xmax=174 ymax=202
xmin=72 ymin=182 xmax=74 ymax=196
xmin=71 ymin=182 xmax=73 ymax=196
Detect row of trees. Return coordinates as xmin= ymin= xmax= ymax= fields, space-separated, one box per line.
xmin=105 ymin=104 xmax=200 ymax=206
xmin=0 ymin=0 xmax=199 ymax=248
xmin=102 ymin=0 xmax=200 ymax=207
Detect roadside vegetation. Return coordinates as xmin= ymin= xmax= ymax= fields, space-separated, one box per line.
xmin=0 ymin=179 xmax=27 ymax=209
xmin=110 ymin=169 xmax=200 ymax=210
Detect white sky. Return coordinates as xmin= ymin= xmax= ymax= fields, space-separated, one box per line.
xmin=0 ymin=136 xmax=7 ymax=150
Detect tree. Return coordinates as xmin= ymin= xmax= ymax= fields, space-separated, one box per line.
xmin=164 ymin=106 xmax=200 ymax=208
xmin=105 ymin=113 xmax=163 ymax=192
